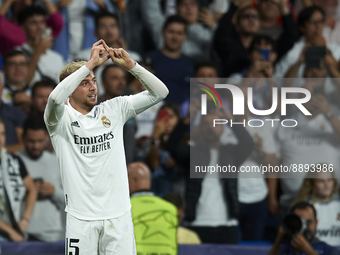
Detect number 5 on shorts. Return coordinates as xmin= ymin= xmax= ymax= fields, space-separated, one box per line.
xmin=66 ymin=238 xmax=80 ymax=255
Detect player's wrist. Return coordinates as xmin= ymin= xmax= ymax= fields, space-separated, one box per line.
xmin=124 ymin=60 xmax=136 ymax=71
xmin=86 ymin=59 xmax=97 ymax=71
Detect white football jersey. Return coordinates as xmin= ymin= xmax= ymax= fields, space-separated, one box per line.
xmin=46 ymin=97 xmax=136 ymax=220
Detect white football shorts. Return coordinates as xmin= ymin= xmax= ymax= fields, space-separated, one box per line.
xmin=65 ymin=210 xmax=136 ymax=255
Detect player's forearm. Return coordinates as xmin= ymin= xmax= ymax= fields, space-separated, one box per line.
xmin=128 ymin=63 xmax=169 ymax=114
xmin=45 ymin=65 xmax=90 ymax=124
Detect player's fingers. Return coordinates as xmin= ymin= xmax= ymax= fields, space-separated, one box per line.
xmin=102 ymin=40 xmax=110 ymax=52
xmin=93 ymin=39 xmax=103 ymax=47
xmin=102 ymin=55 xmax=110 ymax=63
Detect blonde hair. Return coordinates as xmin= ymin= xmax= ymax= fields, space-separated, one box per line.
xmin=292 ymin=169 xmax=339 ymax=206
xmin=59 ymin=61 xmax=87 ymax=82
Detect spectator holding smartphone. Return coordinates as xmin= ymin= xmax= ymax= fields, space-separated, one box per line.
xmin=229 ymin=35 xmax=278 ymax=79
xmin=146 ymin=103 xmax=183 ymax=197
xmin=275 ymin=6 xmax=340 ymax=79
xmin=0 ymin=0 xmax=63 ymax=56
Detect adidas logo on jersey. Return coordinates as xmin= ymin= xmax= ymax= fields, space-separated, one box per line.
xmin=71 ymin=121 xmax=80 ymax=128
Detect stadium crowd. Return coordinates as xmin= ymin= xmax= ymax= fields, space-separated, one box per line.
xmin=0 ymin=0 xmax=340 ymax=254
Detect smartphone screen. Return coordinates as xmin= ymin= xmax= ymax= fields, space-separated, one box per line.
xmin=305 ymin=46 xmax=326 ymax=69
xmin=259 ymin=49 xmax=270 ymax=61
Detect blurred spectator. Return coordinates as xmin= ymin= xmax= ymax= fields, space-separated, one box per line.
xmin=16 ymin=6 xmax=65 ymax=85
xmin=0 ymin=71 xmax=26 ymax=153
xmin=50 ymin=0 xmax=114 ymax=60
xmin=109 ymin=0 xmax=148 ymax=55
xmin=13 ymin=91 xmax=32 ymax=115
xmin=164 ymin=192 xmax=201 ymax=244
xmin=215 ymin=0 xmax=299 ymax=77
xmin=181 ymin=61 xmax=219 ymax=119
xmin=0 ymin=0 xmax=63 ymax=56
xmin=300 ymin=0 xmax=340 ymax=45
xmin=30 ymin=79 xmax=55 ymax=116
xmin=275 ymin=6 xmax=340 ymax=79
xmin=237 ymin=115 xmax=279 ymax=241
xmin=142 ymin=0 xmax=215 ymax=61
xmin=98 ymin=64 xmax=127 ymax=103
xmin=0 ymin=118 xmax=37 ymax=242
xmin=186 ymin=112 xmax=254 ymax=244
xmin=317 ymin=0 xmax=340 ymax=45
xmin=77 ymin=12 xmax=141 ymax=96
xmin=258 ymin=0 xmax=299 ymax=47
xmin=268 ymin=202 xmax=339 ymax=255
xmin=214 ymin=0 xmax=260 ymax=77
xmin=128 ymin=162 xmax=178 ymax=255
xmin=2 ymin=50 xmax=31 ymax=105
xmin=228 ymin=36 xmax=278 ymax=116
xmin=230 ymin=35 xmax=278 ymax=79
xmin=16 ymin=116 xmax=64 ymax=242
xmin=144 ymin=15 xmax=195 ymax=106
xmin=274 ymin=82 xmax=340 ymax=222
xmin=292 ymin=171 xmax=340 ymax=246
xmin=146 ymin=103 xmax=184 ymax=197
xmin=209 ymin=0 xmax=230 ymax=21
xmin=99 ymin=64 xmax=136 ymax=164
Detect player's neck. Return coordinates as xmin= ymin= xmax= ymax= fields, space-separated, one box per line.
xmin=69 ymin=100 xmax=93 ymax=115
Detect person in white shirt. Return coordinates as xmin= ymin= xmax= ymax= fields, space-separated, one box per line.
xmin=43 ymin=40 xmax=168 ymax=254
xmin=275 ymin=6 xmax=340 ymax=79
xmin=275 ymin=82 xmax=340 ymax=222
xmin=292 ymin=171 xmax=340 ymax=247
xmin=16 ymin=116 xmax=64 ymax=242
xmin=16 ymin=6 xmax=65 ymax=86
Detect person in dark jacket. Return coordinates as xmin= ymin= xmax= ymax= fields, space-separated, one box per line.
xmin=214 ymin=0 xmax=299 ymax=77
xmin=167 ymin=109 xmax=254 ymax=244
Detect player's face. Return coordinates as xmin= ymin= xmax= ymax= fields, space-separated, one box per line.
xmin=102 ymin=67 xmax=126 ymax=98
xmin=163 ymin=23 xmax=186 ymax=52
xmin=95 ymin=17 xmax=120 ymax=45
xmin=70 ymin=72 xmax=97 ymax=112
xmin=32 ymin=87 xmax=53 ymax=114
xmin=4 ymin=55 xmax=28 ymax=85
xmin=0 ymin=123 xmax=6 ymax=150
xmin=22 ymin=14 xmax=46 ymax=40
xmin=24 ymin=129 xmax=47 ymax=159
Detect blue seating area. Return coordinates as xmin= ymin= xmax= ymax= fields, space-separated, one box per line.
xmin=1 ymin=242 xmax=340 ymax=255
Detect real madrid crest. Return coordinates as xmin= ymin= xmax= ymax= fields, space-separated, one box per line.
xmin=101 ymin=116 xmax=111 ymax=128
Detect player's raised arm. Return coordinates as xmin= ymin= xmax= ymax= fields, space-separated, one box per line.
xmin=103 ymin=43 xmax=169 ymax=114
xmin=44 ymin=40 xmax=110 ymax=126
